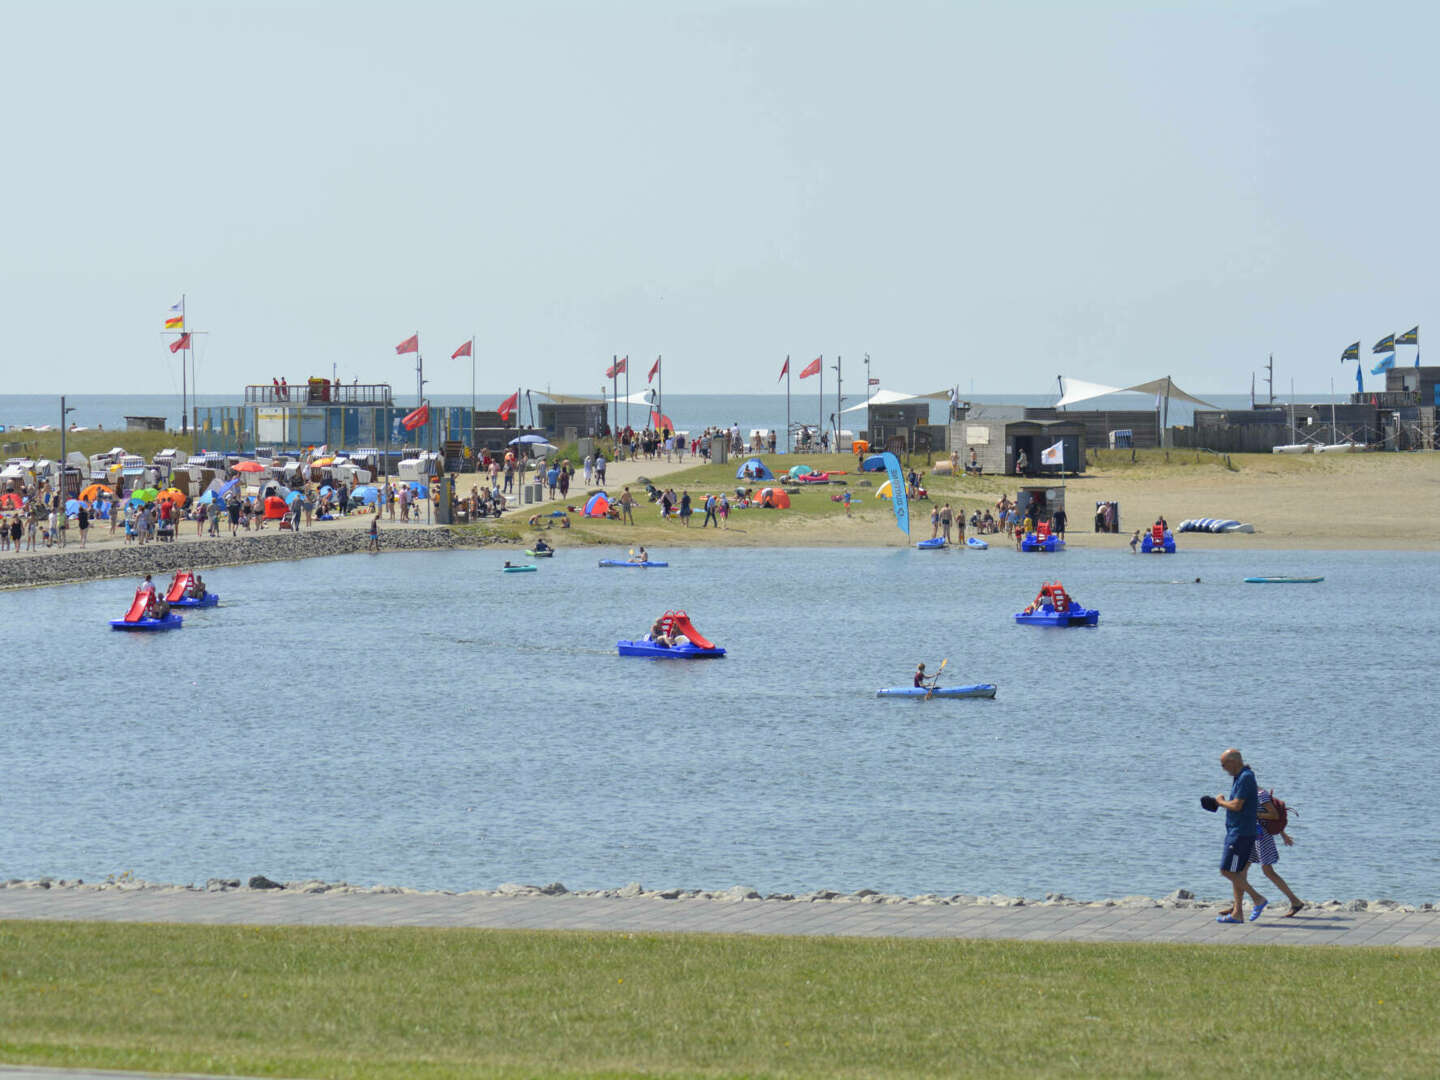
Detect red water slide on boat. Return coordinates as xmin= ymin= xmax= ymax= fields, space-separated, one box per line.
xmin=122 ymin=590 xmax=150 ymax=623
xmin=663 ymin=611 xmax=715 ymax=650
xmin=164 ymin=572 xmax=195 ymax=603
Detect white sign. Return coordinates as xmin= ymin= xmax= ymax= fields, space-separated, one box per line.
xmin=966 ymin=425 xmax=990 ymax=445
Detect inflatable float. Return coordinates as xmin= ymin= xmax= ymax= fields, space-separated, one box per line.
xmin=875 ymin=684 xmax=997 ymax=700
xmin=618 ymin=611 xmax=724 ymax=659
xmin=916 ymin=537 xmax=947 ymax=550
xmin=503 ymin=564 xmax=537 ymax=573
xmin=1177 ymin=518 xmax=1253 ymax=534
xmin=599 ymin=559 xmax=668 ymax=568
xmin=164 ymin=571 xmax=218 ymax=608
xmin=525 ymin=549 xmax=555 ymax=558
xmin=1244 ymin=576 xmax=1324 ymax=584
xmin=966 ymin=537 xmax=988 ymax=550
xmin=110 ymin=589 xmax=183 ymax=631
xmin=1140 ymin=524 xmax=1177 ymax=553
xmin=1013 ymin=581 xmax=1098 ymax=627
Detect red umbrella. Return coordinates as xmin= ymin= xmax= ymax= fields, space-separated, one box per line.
xmin=233 ymin=460 xmax=266 ymax=473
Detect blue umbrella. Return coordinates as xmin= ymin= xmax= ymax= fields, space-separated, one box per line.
xmin=319 ymin=485 xmax=335 ymax=495
xmin=350 ymin=486 xmax=380 ymax=505
xmin=217 ymin=477 xmax=240 ymax=498
xmin=287 ymin=490 xmax=304 ymax=506
xmin=196 ymin=490 xmax=217 ymax=505
xmin=65 ymin=498 xmax=82 ymax=516
xmin=407 ymin=482 xmax=429 ymax=497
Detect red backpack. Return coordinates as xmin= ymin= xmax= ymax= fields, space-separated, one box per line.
xmin=1261 ymin=790 xmax=1291 ymax=835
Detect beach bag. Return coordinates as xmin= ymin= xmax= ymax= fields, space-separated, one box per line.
xmin=1261 ymin=790 xmax=1290 ymax=835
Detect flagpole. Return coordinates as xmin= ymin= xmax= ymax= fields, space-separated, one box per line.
xmin=611 ymin=355 xmax=617 ymax=446
xmin=657 ymin=356 xmax=662 ymax=436
xmin=180 ymin=294 xmax=187 ymax=438
xmin=818 ymin=356 xmax=823 ymax=453
xmin=470 ymin=335 xmax=476 ymax=456
xmin=785 ymin=356 xmax=791 ymax=455
xmin=624 ymin=358 xmax=630 ymax=432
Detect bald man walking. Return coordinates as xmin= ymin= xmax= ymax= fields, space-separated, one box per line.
xmin=1214 ymin=747 xmax=1260 ymax=924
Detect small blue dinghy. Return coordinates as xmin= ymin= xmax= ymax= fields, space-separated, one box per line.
xmin=916 ymin=537 xmax=947 ymax=550
xmin=966 ymin=537 xmax=988 ymax=549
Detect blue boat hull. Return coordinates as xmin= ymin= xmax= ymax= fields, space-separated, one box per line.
xmin=875 ymin=684 xmax=997 ymax=699
xmin=1014 ymin=605 xmax=1099 ymax=627
xmin=617 ymin=640 xmax=725 ymax=659
xmin=169 ymin=593 xmax=219 ymax=608
xmin=966 ymin=538 xmax=988 ymax=549
xmin=1020 ymin=535 xmax=1064 ymax=552
xmin=503 ymin=566 xmax=537 ymax=573
xmin=1141 ymin=531 xmax=1177 ymax=553
xmin=599 ymin=560 xmax=669 ymax=568
xmin=110 ymin=613 xmax=184 ymax=631
xmin=1244 ymin=576 xmax=1324 ymax=584
xmin=916 ymin=538 xmax=947 ymax=549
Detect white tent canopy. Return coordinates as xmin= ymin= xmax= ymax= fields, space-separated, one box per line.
xmin=1057 ymin=375 xmax=1218 ymax=410
xmin=841 ymin=388 xmax=951 ymax=414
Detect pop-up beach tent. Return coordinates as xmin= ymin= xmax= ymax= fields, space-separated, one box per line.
xmin=584 ymin=492 xmax=611 ymax=517
xmin=736 ymin=457 xmax=774 ymax=480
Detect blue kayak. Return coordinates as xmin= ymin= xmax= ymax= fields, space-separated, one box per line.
xmin=1244 ymin=576 xmax=1324 ymax=584
xmin=875 ymin=684 xmax=997 ymax=699
xmin=916 ymin=537 xmax=947 ymax=549
xmin=966 ymin=537 xmax=988 ymax=549
xmin=1014 ymin=604 xmax=1099 ymax=627
xmin=169 ymin=593 xmax=219 ymax=608
xmin=599 ymin=560 xmax=669 ymax=568
xmin=110 ymin=613 xmax=184 ymax=632
xmin=617 ymin=639 xmax=725 ymax=659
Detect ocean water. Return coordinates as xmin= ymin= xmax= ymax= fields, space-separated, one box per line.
xmin=2 ymin=391 xmax=1273 ymax=446
xmin=5 ymin=544 xmax=1437 ymax=903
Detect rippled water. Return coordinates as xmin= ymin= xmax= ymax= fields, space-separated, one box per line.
xmin=6 ymin=544 xmax=1437 ymax=903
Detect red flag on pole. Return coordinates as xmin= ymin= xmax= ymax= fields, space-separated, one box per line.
xmin=647 ymin=356 xmax=660 ymax=383
xmin=451 ymin=340 xmax=472 ymax=359
xmin=799 ymin=356 xmax=822 ymax=379
xmin=498 ymin=391 xmax=519 ymax=421
xmin=778 ymin=357 xmax=790 ymax=381
xmin=168 ymin=333 xmax=191 ymax=354
xmin=605 ymin=356 xmax=628 ymax=378
xmin=401 ymin=404 xmax=430 ymax=430
xmin=395 ymin=333 xmax=419 ymax=355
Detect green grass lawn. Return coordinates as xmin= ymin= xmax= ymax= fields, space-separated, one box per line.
xmin=2 ymin=922 xmax=1436 ymax=1078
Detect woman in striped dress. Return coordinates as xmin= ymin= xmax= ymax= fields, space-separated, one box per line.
xmin=1223 ymin=788 xmax=1305 ymax=920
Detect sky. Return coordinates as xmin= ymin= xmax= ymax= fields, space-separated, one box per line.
xmin=2 ymin=0 xmax=1433 ymax=399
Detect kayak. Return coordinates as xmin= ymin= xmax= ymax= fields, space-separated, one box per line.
xmin=599 ymin=560 xmax=669 ymax=568
xmin=169 ymin=593 xmax=219 ymax=608
xmin=503 ymin=565 xmax=537 ymax=573
xmin=1014 ymin=604 xmax=1099 ymax=627
xmin=525 ymin=549 xmax=555 ymax=558
xmin=916 ymin=537 xmax=947 ymax=549
xmin=617 ymin=639 xmax=725 ymax=659
xmin=875 ymin=684 xmax=997 ymax=699
xmin=966 ymin=537 xmax=988 ymax=549
xmin=1244 ymin=576 xmax=1324 ymax=584
xmin=110 ymin=613 xmax=183 ymax=631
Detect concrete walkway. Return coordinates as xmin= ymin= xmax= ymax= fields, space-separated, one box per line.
xmin=2 ymin=889 xmax=1437 ymax=948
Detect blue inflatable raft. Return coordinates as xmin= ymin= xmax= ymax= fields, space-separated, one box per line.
xmin=916 ymin=537 xmax=947 ymax=549
xmin=966 ymin=537 xmax=988 ymax=549
xmin=875 ymin=684 xmax=997 ymax=699
xmin=599 ymin=559 xmax=669 ymax=568
xmin=110 ymin=613 xmax=183 ymax=632
xmin=617 ymin=640 xmax=725 ymax=659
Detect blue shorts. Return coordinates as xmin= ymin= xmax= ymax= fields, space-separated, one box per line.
xmin=1221 ymin=834 xmax=1256 ymax=873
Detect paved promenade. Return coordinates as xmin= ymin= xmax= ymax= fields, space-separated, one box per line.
xmin=2 ymin=888 xmax=1437 ymax=948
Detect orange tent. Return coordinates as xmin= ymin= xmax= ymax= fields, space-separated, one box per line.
xmin=264 ymin=495 xmax=289 ymax=519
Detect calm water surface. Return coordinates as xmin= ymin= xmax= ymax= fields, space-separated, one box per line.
xmin=5 ymin=545 xmax=1437 ymax=903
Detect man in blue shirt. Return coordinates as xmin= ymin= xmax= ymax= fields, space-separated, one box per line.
xmin=1214 ymin=747 xmax=1259 ymax=924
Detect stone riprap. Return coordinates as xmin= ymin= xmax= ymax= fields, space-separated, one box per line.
xmin=3 ymin=878 xmax=1438 ymax=947
xmin=0 ymin=527 xmax=494 ymax=590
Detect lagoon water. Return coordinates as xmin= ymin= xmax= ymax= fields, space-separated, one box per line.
xmin=6 ymin=545 xmax=1437 ymax=903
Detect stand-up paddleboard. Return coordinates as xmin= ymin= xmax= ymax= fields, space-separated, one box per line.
xmin=1244 ymin=576 xmax=1323 ymax=584
xmin=966 ymin=537 xmax=988 ymax=549
xmin=875 ymin=684 xmax=997 ymax=699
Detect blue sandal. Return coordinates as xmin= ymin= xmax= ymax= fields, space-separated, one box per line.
xmin=1216 ymin=913 xmax=1242 ymax=924
xmin=1249 ymin=899 xmax=1268 ymax=922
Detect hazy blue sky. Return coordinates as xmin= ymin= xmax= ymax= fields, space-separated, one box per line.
xmin=2 ymin=1 xmax=1431 ymax=400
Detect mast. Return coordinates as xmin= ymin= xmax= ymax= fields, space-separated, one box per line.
xmin=180 ymin=294 xmax=187 ymax=436
xmin=1265 ymin=353 xmax=1275 ymax=404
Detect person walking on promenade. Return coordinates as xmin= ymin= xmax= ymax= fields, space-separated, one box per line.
xmin=1213 ymin=747 xmax=1260 ymax=924
xmin=1222 ymin=787 xmax=1305 ymax=920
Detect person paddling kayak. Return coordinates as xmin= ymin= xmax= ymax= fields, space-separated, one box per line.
xmin=914 ymin=663 xmax=935 ymax=689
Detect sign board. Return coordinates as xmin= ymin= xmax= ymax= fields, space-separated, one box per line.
xmin=966 ymin=424 xmax=990 ymax=445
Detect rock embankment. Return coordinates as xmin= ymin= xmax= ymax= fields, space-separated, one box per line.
xmin=2 ymin=878 xmax=1431 ymax=912
xmin=0 ymin=527 xmax=499 ymax=590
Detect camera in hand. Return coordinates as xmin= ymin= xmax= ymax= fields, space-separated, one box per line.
xmin=1200 ymin=795 xmax=1219 ymax=812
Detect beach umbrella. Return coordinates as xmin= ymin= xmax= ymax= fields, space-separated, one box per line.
xmin=310 ymin=457 xmax=336 ymax=467
xmin=350 ymin=485 xmax=380 ymax=505
xmin=65 ymin=498 xmax=82 ymax=516
xmin=286 ymin=490 xmax=304 ymax=506
xmin=319 ymin=484 xmax=335 ymax=495
xmin=875 ymin=479 xmax=893 ymax=500
xmin=196 ymin=491 xmax=217 ymax=505
xmin=158 ymin=487 xmax=187 ymax=506
xmin=233 ymin=460 xmax=265 ymax=473
xmin=131 ymin=487 xmax=159 ymax=503
xmin=80 ymin=483 xmax=113 ymax=501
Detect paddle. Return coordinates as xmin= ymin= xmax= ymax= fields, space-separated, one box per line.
xmin=925 ymin=658 xmax=948 ymax=700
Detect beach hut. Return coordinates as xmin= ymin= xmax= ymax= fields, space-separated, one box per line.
xmin=736 ymin=457 xmax=774 ymax=481
xmin=584 ymin=492 xmax=611 ymax=518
